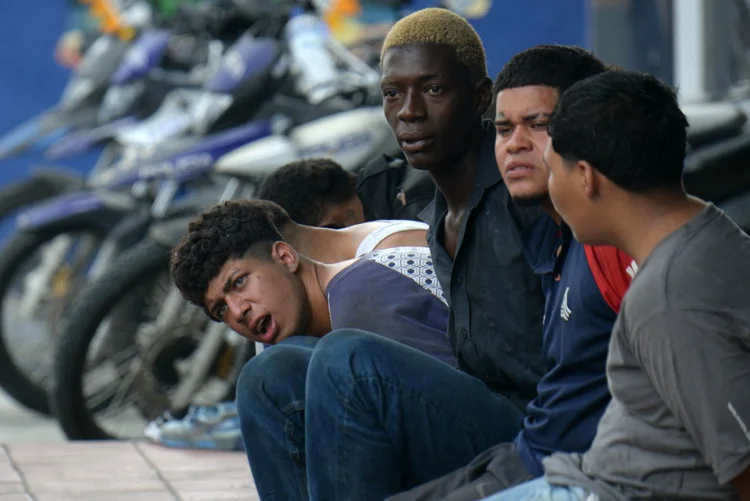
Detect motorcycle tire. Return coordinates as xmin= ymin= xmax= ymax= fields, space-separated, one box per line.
xmin=52 ymin=237 xmax=250 ymax=440
xmin=0 ymin=175 xmax=78 ymax=229
xmin=0 ymin=222 xmax=108 ymax=416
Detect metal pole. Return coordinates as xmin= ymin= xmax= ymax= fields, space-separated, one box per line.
xmin=674 ymin=0 xmax=708 ymax=104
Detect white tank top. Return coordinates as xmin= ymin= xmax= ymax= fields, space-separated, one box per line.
xmin=355 ymin=220 xmax=429 ymax=258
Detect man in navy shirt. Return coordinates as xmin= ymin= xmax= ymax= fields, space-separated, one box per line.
xmin=389 ymin=45 xmax=635 ymax=501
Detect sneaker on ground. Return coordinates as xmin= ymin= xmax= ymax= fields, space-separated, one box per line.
xmin=144 ymin=402 xmax=244 ymax=451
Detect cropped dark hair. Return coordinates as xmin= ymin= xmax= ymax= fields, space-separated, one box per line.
xmin=548 ymin=70 xmax=689 ymax=192
xmin=494 ymin=44 xmax=608 ymax=96
xmin=170 ymin=199 xmax=289 ymax=314
xmin=257 ymin=158 xmax=358 ymax=226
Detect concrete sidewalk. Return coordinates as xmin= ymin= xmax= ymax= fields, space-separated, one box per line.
xmin=0 ymin=441 xmax=257 ymax=501
xmin=0 ymin=391 xmax=257 ymax=500
xmin=0 ymin=391 xmax=64 ymax=444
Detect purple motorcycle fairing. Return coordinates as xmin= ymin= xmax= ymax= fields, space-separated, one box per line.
xmin=204 ymin=35 xmax=281 ymax=93
xmin=110 ymin=30 xmax=172 ymax=85
xmin=44 ymin=116 xmax=139 ymax=160
xmin=98 ymin=120 xmax=273 ymax=189
xmin=16 ymin=191 xmax=107 ymax=230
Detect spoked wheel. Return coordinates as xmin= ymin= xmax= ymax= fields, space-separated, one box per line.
xmin=53 ymin=238 xmax=253 ymax=440
xmin=0 ymin=224 xmax=107 ymax=415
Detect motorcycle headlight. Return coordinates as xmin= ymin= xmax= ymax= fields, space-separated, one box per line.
xmin=190 ymin=92 xmax=233 ymax=135
xmin=98 ymin=80 xmax=146 ymax=124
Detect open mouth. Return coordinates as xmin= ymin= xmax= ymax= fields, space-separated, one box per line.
xmin=253 ymin=314 xmax=277 ymax=343
xmin=257 ymin=315 xmax=269 ymax=335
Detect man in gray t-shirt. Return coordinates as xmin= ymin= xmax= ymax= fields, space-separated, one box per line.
xmin=476 ymin=71 xmax=750 ymax=501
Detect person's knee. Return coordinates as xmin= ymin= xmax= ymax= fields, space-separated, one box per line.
xmin=236 ymin=345 xmax=310 ymax=419
xmin=307 ymin=329 xmax=397 ymax=391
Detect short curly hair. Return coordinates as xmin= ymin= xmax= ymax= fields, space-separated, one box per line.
xmin=494 ymin=44 xmax=608 ymax=97
xmin=170 ymin=199 xmax=290 ymax=317
xmin=257 ymin=158 xmax=358 ymax=226
xmin=380 ymin=7 xmax=487 ymax=82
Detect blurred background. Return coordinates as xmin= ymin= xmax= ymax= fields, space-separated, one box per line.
xmin=0 ymin=0 xmax=747 ymax=448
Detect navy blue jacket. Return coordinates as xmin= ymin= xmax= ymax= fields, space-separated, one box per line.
xmin=515 ymin=215 xmax=634 ymax=476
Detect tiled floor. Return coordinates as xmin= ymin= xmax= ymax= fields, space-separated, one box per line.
xmin=0 ymin=441 xmax=258 ymax=501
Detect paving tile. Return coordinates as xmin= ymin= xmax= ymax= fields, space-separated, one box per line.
xmin=0 ymin=483 xmax=26 ymax=494
xmin=177 ymin=490 xmax=260 ymax=501
xmin=36 ymin=491 xmax=176 ymax=501
xmin=26 ymin=478 xmax=167 ymax=494
xmin=169 ymin=476 xmax=255 ymax=492
xmin=0 ymin=495 xmax=33 ymax=501
xmin=160 ymin=469 xmax=250 ymax=482
xmin=136 ymin=443 xmax=248 ymax=472
xmin=8 ymin=442 xmax=142 ymax=464
xmin=0 ymin=463 xmax=22 ymax=483
xmin=20 ymin=464 xmax=157 ymax=482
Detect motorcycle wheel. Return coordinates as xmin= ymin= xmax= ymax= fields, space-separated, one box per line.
xmin=0 ymin=176 xmax=76 ymax=222
xmin=52 ymin=237 xmax=252 ymax=440
xmin=0 ymin=222 xmax=107 ymax=415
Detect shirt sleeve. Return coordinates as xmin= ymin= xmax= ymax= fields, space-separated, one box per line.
xmin=629 ymin=308 xmax=750 ymax=484
xmin=583 ymin=245 xmax=634 ymax=313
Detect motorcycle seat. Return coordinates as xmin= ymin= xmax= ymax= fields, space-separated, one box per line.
xmin=684 ymin=102 xmax=747 ymax=149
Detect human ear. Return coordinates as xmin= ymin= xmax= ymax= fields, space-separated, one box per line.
xmin=577 ymin=160 xmax=599 ymax=201
xmin=475 ymin=76 xmax=493 ymax=116
xmin=272 ymin=241 xmax=300 ymax=272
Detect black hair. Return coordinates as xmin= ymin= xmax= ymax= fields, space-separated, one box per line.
xmin=548 ymin=70 xmax=689 ymax=192
xmin=257 ymin=158 xmax=358 ymax=226
xmin=170 ymin=200 xmax=290 ymax=314
xmin=494 ymin=44 xmax=608 ymax=97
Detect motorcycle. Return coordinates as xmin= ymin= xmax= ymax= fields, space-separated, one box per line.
xmin=0 ymin=9 xmax=270 ymax=414
xmin=0 ymin=0 xmax=258 ymax=239
xmin=45 ymin=0 xmax=262 ymax=161
xmin=0 ymin=6 xmax=210 ymax=270
xmin=0 ymin=34 xmax=132 ymax=248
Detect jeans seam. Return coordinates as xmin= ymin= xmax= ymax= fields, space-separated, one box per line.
xmin=281 ymin=400 xmax=308 ymax=500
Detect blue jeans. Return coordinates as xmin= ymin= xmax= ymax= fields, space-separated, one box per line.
xmin=478 ymin=478 xmax=592 ymax=501
xmin=236 ymin=330 xmax=524 ymax=501
xmin=236 ymin=335 xmax=320 ymax=501
xmin=306 ymin=329 xmax=525 ymax=501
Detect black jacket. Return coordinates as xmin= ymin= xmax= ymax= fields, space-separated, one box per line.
xmin=357 ymin=153 xmax=436 ymax=222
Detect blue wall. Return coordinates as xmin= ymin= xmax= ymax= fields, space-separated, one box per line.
xmin=0 ymin=0 xmax=102 ymax=187
xmin=447 ymin=0 xmax=589 ymax=77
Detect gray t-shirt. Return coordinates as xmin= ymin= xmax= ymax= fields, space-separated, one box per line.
xmin=544 ymin=204 xmax=750 ymax=500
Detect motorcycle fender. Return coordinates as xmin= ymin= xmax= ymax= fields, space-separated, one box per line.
xmin=28 ymin=165 xmax=88 ymax=192
xmin=148 ymin=215 xmax=194 ymax=248
xmin=16 ymin=189 xmax=139 ymax=232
